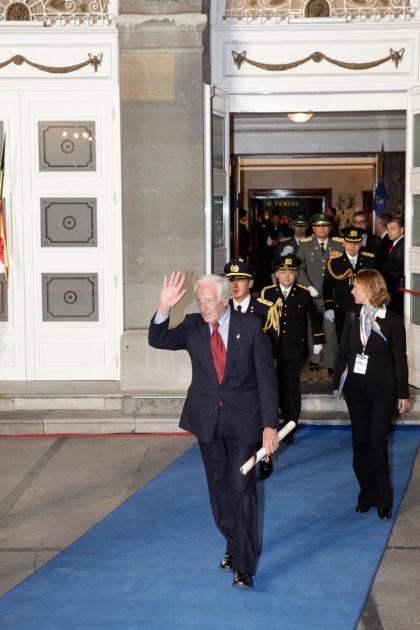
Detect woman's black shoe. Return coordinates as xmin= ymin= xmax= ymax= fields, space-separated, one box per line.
xmin=377 ymin=508 xmax=392 ymax=520
xmin=355 ymin=504 xmax=370 ymax=513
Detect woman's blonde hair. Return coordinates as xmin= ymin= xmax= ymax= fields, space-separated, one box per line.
xmin=354 ymin=268 xmax=390 ymax=307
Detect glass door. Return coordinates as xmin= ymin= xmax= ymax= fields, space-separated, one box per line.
xmin=204 ymin=85 xmax=230 ymax=274
xmin=405 ymin=87 xmax=420 ymax=387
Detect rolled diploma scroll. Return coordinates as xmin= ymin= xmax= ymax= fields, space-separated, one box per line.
xmin=240 ymin=421 xmax=296 ymax=475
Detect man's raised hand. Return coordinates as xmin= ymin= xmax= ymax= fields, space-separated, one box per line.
xmin=157 ymin=271 xmax=187 ymax=317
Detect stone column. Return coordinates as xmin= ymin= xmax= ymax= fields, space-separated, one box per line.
xmin=117 ymin=12 xmax=207 ymax=391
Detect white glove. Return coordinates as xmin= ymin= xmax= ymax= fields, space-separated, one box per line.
xmin=313 ymin=344 xmax=323 ymax=355
xmin=280 ymin=245 xmax=294 ymax=256
xmin=325 ymin=309 xmax=335 ymax=322
xmin=308 ymin=286 xmax=319 ymax=298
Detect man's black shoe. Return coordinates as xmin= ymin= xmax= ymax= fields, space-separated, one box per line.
xmin=310 ymin=362 xmax=319 ymax=372
xmin=327 ymin=368 xmax=334 ymax=377
xmin=378 ymin=508 xmax=392 ymax=520
xmin=219 ymin=553 xmax=233 ymax=571
xmin=259 ymin=458 xmax=273 ymax=480
xmin=283 ymin=434 xmax=295 ymax=444
xmin=232 ymin=571 xmax=254 ymax=589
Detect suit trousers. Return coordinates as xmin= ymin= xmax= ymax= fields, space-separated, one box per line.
xmin=278 ymin=357 xmax=302 ymax=427
xmin=198 ymin=406 xmax=259 ymax=575
xmin=345 ymin=387 xmax=397 ymax=509
xmin=308 ymin=300 xmax=338 ymax=369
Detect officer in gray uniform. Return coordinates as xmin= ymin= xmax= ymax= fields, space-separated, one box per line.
xmin=277 ymin=210 xmax=310 ymax=258
xmin=297 ymin=213 xmax=344 ymax=375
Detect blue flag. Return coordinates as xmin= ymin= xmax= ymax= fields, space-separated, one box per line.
xmin=372 ymin=177 xmax=387 ymax=215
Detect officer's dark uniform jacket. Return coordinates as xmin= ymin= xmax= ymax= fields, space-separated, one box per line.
xmin=323 ymin=251 xmax=377 ymax=313
xmin=259 ymin=282 xmax=325 ymax=360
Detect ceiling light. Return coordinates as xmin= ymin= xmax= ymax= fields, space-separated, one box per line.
xmin=287 ymin=112 xmax=314 ymax=123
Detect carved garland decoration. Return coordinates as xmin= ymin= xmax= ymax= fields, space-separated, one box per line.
xmin=232 ymin=48 xmax=404 ymax=71
xmin=0 ymin=53 xmax=103 ymax=74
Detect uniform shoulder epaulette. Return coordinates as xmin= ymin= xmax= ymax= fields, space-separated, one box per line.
xmin=296 ymin=283 xmax=309 ymax=291
xmin=279 ymin=236 xmax=291 ymax=243
xmin=299 ymin=236 xmax=313 ymax=243
xmin=258 ymin=297 xmax=274 ymax=307
xmin=332 ymin=236 xmax=344 ymax=242
xmin=361 ymin=251 xmax=375 ymax=257
xmin=258 ymin=284 xmax=277 ymax=302
xmin=329 ymin=251 xmax=343 ymax=259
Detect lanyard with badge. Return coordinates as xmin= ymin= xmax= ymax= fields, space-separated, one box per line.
xmin=354 ymin=313 xmax=370 ymax=374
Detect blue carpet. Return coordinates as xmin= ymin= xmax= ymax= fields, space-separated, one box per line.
xmin=0 ymin=426 xmax=419 ymax=630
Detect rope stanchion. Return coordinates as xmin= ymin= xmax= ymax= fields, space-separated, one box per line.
xmin=398 ymin=288 xmax=420 ymax=295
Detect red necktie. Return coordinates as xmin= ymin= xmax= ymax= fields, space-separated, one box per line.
xmin=211 ymin=322 xmax=226 ymax=383
xmin=388 ymin=244 xmax=394 ymax=256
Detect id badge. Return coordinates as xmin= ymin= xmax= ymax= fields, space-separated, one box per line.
xmin=354 ymin=353 xmax=369 ymax=375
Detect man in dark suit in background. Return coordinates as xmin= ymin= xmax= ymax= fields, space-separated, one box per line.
xmin=238 ymin=209 xmax=251 ymax=262
xmin=375 ymin=212 xmax=393 ymax=268
xmin=352 ymin=210 xmax=382 ymax=264
xmin=149 ymin=271 xmax=279 ymax=590
xmin=382 ymin=216 xmax=405 ymax=317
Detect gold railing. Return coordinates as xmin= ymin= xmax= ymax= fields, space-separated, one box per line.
xmin=224 ymin=0 xmax=416 ymax=23
xmin=0 ymin=0 xmax=115 ymax=26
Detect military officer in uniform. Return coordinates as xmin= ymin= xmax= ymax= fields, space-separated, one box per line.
xmin=323 ymin=226 xmax=377 ymax=342
xmin=276 ymin=210 xmax=310 ymax=258
xmin=224 ymin=260 xmax=269 ymax=323
xmin=224 ymin=260 xmax=276 ymax=479
xmin=297 ymin=213 xmax=344 ymax=375
xmin=259 ymin=255 xmax=325 ymax=442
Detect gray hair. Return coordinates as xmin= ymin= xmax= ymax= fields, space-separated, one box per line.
xmin=194 ymin=274 xmax=231 ymax=301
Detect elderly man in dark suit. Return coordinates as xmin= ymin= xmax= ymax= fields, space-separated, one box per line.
xmin=149 ymin=271 xmax=279 ymax=590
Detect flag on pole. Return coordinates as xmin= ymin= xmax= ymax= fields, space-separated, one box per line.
xmin=0 ymin=200 xmax=9 ymax=283
xmin=0 ymin=135 xmax=9 ymax=283
xmin=372 ymin=176 xmax=388 ymax=215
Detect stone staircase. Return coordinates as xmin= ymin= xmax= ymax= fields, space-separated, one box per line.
xmin=0 ymin=380 xmax=418 ymax=435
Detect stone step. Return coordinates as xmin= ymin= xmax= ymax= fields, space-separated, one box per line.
xmin=0 ymin=411 xmax=186 ymax=435
xmin=0 ymin=410 xmax=418 ymax=437
xmin=0 ymin=395 xmax=122 ymax=413
xmin=0 ymin=381 xmax=123 ymax=412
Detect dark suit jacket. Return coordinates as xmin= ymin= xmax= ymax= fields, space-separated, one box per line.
xmin=333 ymin=307 xmax=409 ymax=398
xmin=382 ymin=237 xmax=405 ymax=316
xmin=362 ymin=233 xmax=383 ymax=264
xmin=148 ymin=307 xmax=279 ymax=444
xmin=239 ymin=222 xmax=250 ymax=261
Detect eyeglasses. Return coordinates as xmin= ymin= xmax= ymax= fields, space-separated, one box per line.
xmin=353 ymin=220 xmax=368 ymax=226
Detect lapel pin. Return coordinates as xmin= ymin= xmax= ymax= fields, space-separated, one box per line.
xmin=237 ymin=333 xmax=241 ymax=339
